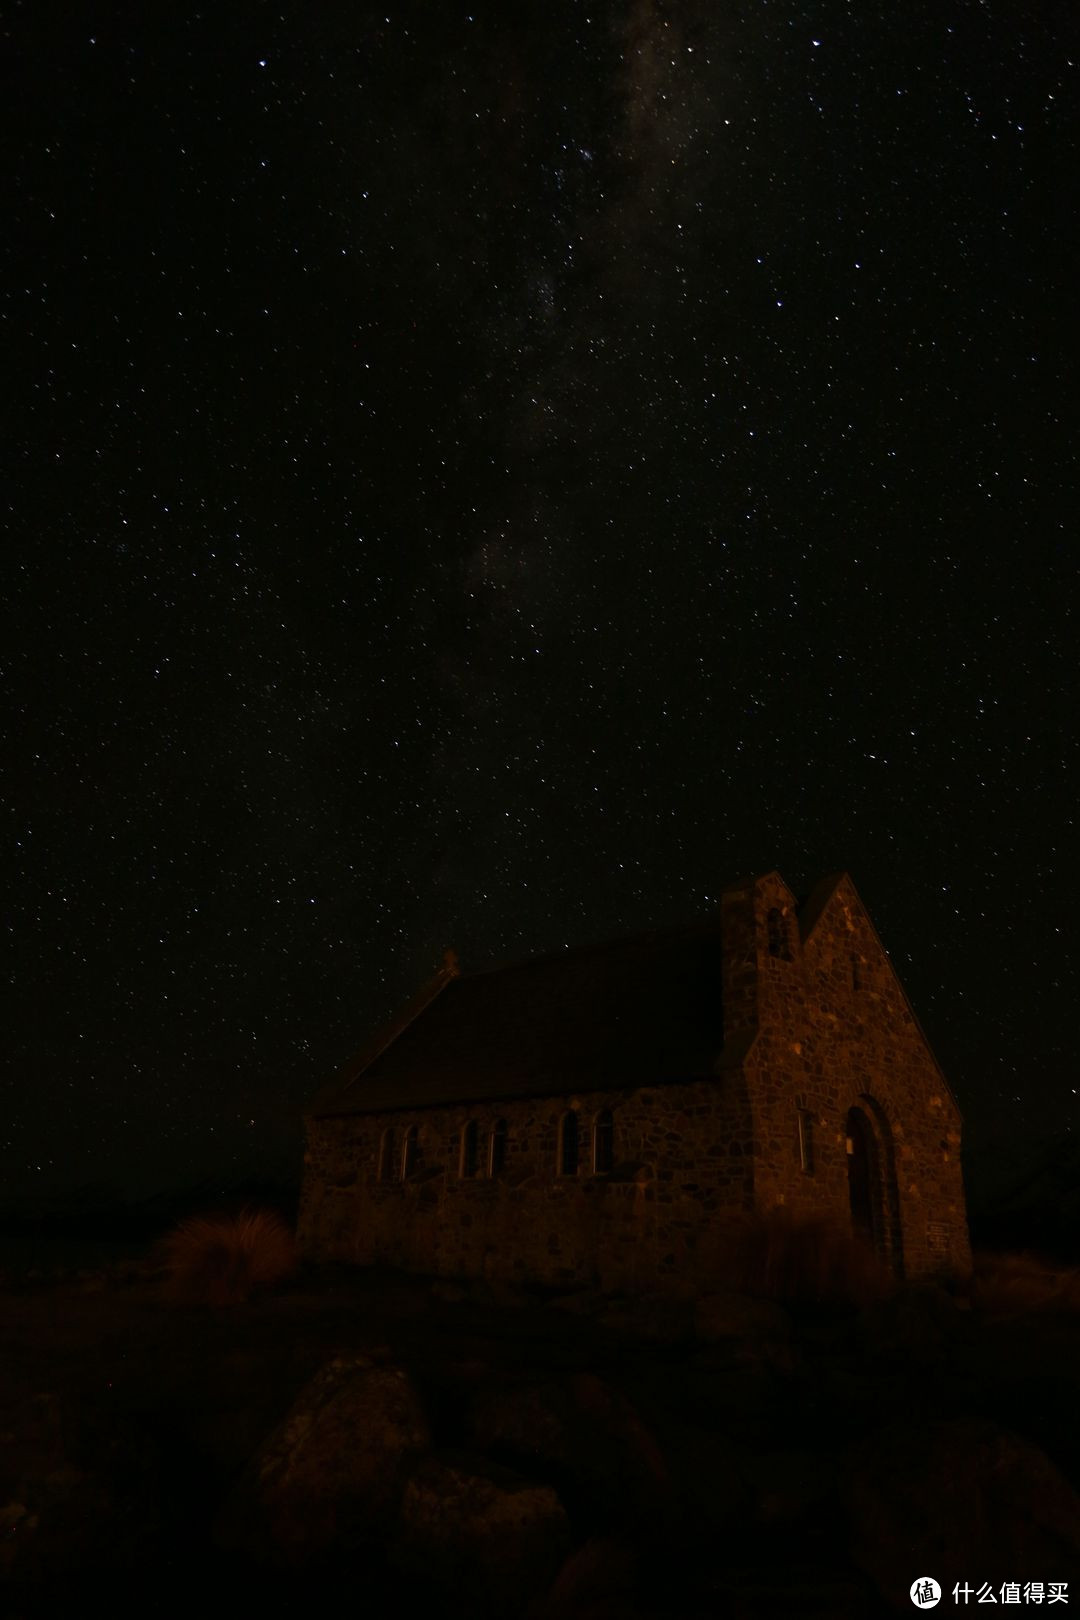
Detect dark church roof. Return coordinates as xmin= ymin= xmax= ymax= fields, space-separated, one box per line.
xmin=309 ymin=917 xmax=731 ymax=1118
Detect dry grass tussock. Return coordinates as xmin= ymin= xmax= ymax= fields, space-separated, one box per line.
xmin=713 ymin=1209 xmax=896 ymax=1306
xmin=157 ymin=1206 xmax=297 ymax=1305
xmin=970 ymin=1249 xmax=1080 ymax=1318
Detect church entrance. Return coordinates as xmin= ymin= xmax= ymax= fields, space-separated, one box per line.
xmin=846 ymin=1101 xmax=900 ymax=1270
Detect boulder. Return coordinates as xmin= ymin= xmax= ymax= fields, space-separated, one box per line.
xmin=391 ymin=1453 xmax=572 ymax=1617
xmin=0 ymin=1466 xmax=157 ymax=1591
xmin=569 ymin=1373 xmax=671 ymax=1509
xmin=844 ymin=1417 xmax=1080 ymax=1611
xmin=0 ymin=1501 xmax=35 ymax=1579
xmin=471 ymin=1275 xmax=531 ymax=1309
xmin=592 ymin=1294 xmax=695 ymax=1344
xmin=541 ymin=1535 xmax=641 ymax=1619
xmin=0 ymin=1390 xmax=162 ymax=1592
xmin=973 ymin=1373 xmax=1080 ymax=1492
xmin=548 ymin=1290 xmax=605 ymax=1317
xmin=466 ymin=1374 xmax=671 ymax=1526
xmin=431 ymin=1279 xmax=468 ymax=1304
xmin=214 ymin=1352 xmax=430 ymax=1568
xmin=550 ymin=1287 xmax=695 ymax=1341
xmin=853 ymin=1284 xmax=965 ymax=1364
xmin=664 ymin=1347 xmax=798 ymax=1441
xmin=468 ymin=1378 xmax=577 ymax=1472
xmin=650 ymin=1419 xmax=751 ymax=1532
xmin=694 ymin=1288 xmax=792 ymax=1345
xmin=715 ymin=1564 xmax=876 ymax=1618
xmin=742 ymin=1446 xmax=839 ymax=1525
xmin=694 ymin=1290 xmax=798 ymax=1372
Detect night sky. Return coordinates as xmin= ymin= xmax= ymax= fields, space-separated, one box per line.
xmin=6 ymin=2 xmax=1077 ymax=1210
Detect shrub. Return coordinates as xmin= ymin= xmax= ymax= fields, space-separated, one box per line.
xmin=714 ymin=1208 xmax=895 ymax=1306
xmin=158 ymin=1206 xmax=297 ymax=1306
xmin=969 ymin=1248 xmax=1080 ymax=1318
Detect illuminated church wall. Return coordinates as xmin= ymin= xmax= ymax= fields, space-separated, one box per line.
xmin=299 ymin=873 xmax=971 ymax=1292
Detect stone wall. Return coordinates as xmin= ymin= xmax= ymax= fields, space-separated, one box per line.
xmin=730 ymin=872 xmax=972 ymax=1282
xmin=298 ymin=1072 xmax=755 ymax=1294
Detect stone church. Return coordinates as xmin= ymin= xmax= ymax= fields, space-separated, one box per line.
xmin=298 ymin=872 xmax=972 ymax=1292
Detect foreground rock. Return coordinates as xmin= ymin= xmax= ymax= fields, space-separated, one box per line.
xmin=853 ymin=1283 xmax=966 ymax=1364
xmin=540 ymin=1536 xmax=642 ymax=1619
xmin=693 ymin=1288 xmax=792 ymax=1346
xmin=0 ymin=1390 xmax=162 ymax=1591
xmin=214 ymin=1352 xmax=430 ymax=1568
xmin=693 ymin=1289 xmax=798 ymax=1376
xmin=392 ymin=1453 xmax=571 ymax=1617
xmin=466 ymin=1372 xmax=672 ymax=1526
xmin=742 ymin=1445 xmax=840 ymax=1527
xmin=844 ymin=1417 xmax=1080 ymax=1610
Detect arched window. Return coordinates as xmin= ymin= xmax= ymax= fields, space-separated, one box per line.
xmin=558 ymin=1110 xmax=579 ymax=1177
xmin=488 ymin=1118 xmax=507 ymax=1178
xmin=592 ymin=1108 xmax=614 ymax=1174
xmin=767 ymin=907 xmax=791 ymax=960
xmin=377 ymin=1126 xmax=396 ymax=1182
xmin=400 ymin=1124 xmax=418 ymax=1179
xmin=459 ymin=1120 xmax=478 ymax=1178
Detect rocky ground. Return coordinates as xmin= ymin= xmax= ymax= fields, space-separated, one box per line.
xmin=2 ymin=1250 xmax=1080 ymax=1619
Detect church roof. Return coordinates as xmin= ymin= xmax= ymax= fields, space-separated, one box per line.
xmin=309 ymin=916 xmax=729 ymax=1118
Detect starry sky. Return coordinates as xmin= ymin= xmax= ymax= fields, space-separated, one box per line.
xmin=6 ymin=1 xmax=1078 ymax=1210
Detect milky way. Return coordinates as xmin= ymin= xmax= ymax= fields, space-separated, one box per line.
xmin=6 ymin=2 xmax=1077 ymax=1204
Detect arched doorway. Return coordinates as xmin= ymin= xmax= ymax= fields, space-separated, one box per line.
xmin=845 ymin=1100 xmax=902 ymax=1273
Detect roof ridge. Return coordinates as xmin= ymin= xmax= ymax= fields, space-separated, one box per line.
xmin=460 ymin=911 xmax=726 ymax=980
xmin=309 ymin=960 xmax=460 ymax=1111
